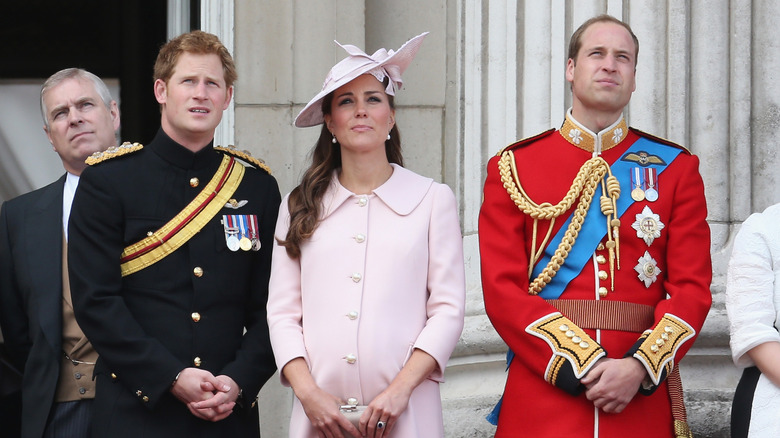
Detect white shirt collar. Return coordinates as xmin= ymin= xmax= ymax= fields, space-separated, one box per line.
xmin=63 ymin=172 xmax=80 ymax=241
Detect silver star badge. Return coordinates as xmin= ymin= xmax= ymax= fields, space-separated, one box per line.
xmin=634 ymin=251 xmax=661 ymax=288
xmin=632 ymin=205 xmax=665 ymax=246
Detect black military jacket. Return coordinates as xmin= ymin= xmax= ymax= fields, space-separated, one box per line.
xmin=68 ymin=129 xmax=280 ymax=437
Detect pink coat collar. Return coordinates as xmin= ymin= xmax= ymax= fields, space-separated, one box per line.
xmin=321 ymin=163 xmax=434 ymax=219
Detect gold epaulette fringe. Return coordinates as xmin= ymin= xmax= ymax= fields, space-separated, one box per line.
xmin=215 ymin=145 xmax=272 ymax=174
xmin=85 ymin=142 xmax=144 ymax=166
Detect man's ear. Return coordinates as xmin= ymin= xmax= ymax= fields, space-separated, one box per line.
xmin=110 ymin=100 xmax=120 ymax=132
xmin=222 ymin=86 xmax=234 ymax=110
xmin=565 ymin=58 xmax=576 ymax=83
xmin=154 ymin=79 xmax=168 ymax=104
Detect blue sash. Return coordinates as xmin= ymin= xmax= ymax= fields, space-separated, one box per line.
xmin=487 ymin=136 xmax=683 ymax=425
xmin=534 ymin=137 xmax=682 ymax=299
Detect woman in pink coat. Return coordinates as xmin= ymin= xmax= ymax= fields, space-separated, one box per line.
xmin=267 ymin=33 xmax=466 ymax=438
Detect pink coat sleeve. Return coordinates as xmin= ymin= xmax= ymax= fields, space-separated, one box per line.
xmin=413 ymin=184 xmax=466 ymax=381
xmin=267 ymin=195 xmax=307 ymax=386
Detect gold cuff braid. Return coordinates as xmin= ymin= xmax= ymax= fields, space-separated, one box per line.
xmin=526 ymin=313 xmax=605 ymax=380
xmin=633 ymin=314 xmax=695 ymax=385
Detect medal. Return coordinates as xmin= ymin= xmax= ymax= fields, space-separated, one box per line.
xmin=632 ymin=206 xmax=665 ymax=246
xmin=634 ymin=251 xmax=661 ymax=288
xmin=645 ymin=168 xmax=658 ymax=202
xmin=631 ymin=188 xmax=645 ymax=202
xmin=249 ymin=214 xmax=261 ymax=251
xmin=223 ymin=215 xmax=241 ymax=251
xmin=236 ymin=215 xmax=251 ymax=251
xmin=631 ymin=167 xmax=645 ymax=202
xmin=226 ymin=235 xmax=240 ymax=251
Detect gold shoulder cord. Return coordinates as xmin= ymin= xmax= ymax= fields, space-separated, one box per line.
xmin=498 ymin=151 xmax=621 ymax=295
xmin=214 ymin=146 xmax=272 ymax=174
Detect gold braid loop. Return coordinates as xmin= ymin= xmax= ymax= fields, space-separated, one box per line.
xmin=599 ymin=195 xmax=614 ymax=215
xmin=499 ymin=151 xmax=617 ymax=295
xmin=499 ymin=149 xmax=603 ymax=220
xmin=605 ymin=175 xmax=621 ymax=198
xmin=604 ymin=175 xmax=621 ymax=272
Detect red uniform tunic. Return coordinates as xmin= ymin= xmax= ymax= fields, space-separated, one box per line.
xmin=479 ymin=113 xmax=712 ymax=437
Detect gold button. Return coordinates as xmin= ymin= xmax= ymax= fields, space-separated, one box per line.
xmin=191 ymin=312 xmax=201 ymax=322
xmin=111 ymin=373 xmax=118 ymax=380
xmin=142 ymin=395 xmax=149 ymax=402
xmin=661 ymin=333 xmax=669 ymax=340
xmin=596 ymin=255 xmax=607 ymax=264
xmin=193 ymin=267 xmax=203 ymax=277
xmin=559 ymin=324 xmax=569 ymax=332
xmin=351 ymin=273 xmax=362 ymax=283
xmin=656 ymin=339 xmax=665 ymax=346
xmin=354 ymin=234 xmax=366 ymax=243
xmin=345 ymin=354 xmax=356 ymax=364
xmin=572 ymin=336 xmax=582 ymax=343
xmin=598 ymin=287 xmax=608 ymax=297
xmin=665 ymin=326 xmax=674 ymax=333
xmin=597 ymin=243 xmax=605 ymax=250
xmin=598 ymin=270 xmax=608 ymax=281
xmin=136 ymin=390 xmax=143 ymax=397
xmin=193 ymin=357 xmax=202 ymax=367
xmin=651 ymin=345 xmax=660 ymax=352
xmin=579 ymin=341 xmax=590 ymax=349
xmin=147 ymin=231 xmax=154 ymax=237
xmin=347 ymin=397 xmax=358 ymax=406
xmin=190 ymin=177 xmax=199 ymax=187
xmin=347 ymin=311 xmax=358 ymax=320
xmin=565 ymin=330 xmax=575 ymax=338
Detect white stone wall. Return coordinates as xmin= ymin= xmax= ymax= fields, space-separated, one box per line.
xmin=231 ymin=1 xmax=780 ymax=436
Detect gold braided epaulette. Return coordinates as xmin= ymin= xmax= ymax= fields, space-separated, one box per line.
xmin=214 ymin=145 xmax=272 ymax=175
xmin=85 ymin=142 xmax=144 ymax=165
xmin=495 ymin=128 xmax=555 ymax=156
xmin=629 ymin=127 xmax=690 ymax=154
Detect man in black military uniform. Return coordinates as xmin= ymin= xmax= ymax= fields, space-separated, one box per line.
xmin=68 ymin=31 xmax=280 ymax=437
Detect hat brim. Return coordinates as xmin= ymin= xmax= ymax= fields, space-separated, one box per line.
xmin=294 ymin=32 xmax=428 ymax=128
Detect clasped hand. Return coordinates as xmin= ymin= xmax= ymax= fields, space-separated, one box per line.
xmin=581 ymin=357 xmax=647 ymax=414
xmin=170 ymin=367 xmax=240 ymax=422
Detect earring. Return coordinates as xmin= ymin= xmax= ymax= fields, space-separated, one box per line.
xmin=386 ymin=133 xmax=391 ymax=141
xmin=332 ymin=134 xmax=337 ymax=144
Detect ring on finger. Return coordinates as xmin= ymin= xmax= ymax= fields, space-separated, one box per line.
xmin=377 ymin=420 xmax=386 ymax=429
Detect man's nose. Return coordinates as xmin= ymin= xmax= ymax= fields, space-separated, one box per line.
xmin=68 ymin=107 xmax=83 ymax=125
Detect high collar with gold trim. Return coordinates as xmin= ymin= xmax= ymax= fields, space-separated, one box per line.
xmin=559 ymin=109 xmax=628 ymax=156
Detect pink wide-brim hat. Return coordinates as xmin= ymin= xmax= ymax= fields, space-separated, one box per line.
xmin=294 ymin=32 xmax=429 ymax=128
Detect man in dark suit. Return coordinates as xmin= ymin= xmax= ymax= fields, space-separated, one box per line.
xmin=67 ymin=31 xmax=279 ymax=437
xmin=0 ymin=340 xmax=22 ymax=437
xmin=0 ymin=68 xmax=120 ymax=438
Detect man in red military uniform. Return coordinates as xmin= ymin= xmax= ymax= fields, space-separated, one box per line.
xmin=479 ymin=14 xmax=712 ymax=438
